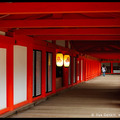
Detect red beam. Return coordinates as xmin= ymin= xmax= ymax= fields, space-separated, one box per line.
xmin=0 ymin=2 xmax=120 ymax=14
xmin=88 ymin=53 xmax=120 ymax=59
xmin=0 ymin=19 xmax=120 ymax=28
xmin=15 ymin=28 xmax=120 ymax=35
xmin=33 ymin=35 xmax=120 ymax=41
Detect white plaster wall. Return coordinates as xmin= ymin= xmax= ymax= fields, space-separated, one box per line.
xmin=0 ymin=48 xmax=6 ymax=110
xmin=46 ymin=40 xmax=52 ymax=43
xmin=56 ymin=40 xmax=65 ymax=47
xmin=14 ymin=45 xmax=27 ymax=105
xmin=68 ymin=41 xmax=71 ymax=49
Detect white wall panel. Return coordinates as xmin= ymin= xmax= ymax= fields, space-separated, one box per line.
xmin=56 ymin=40 xmax=65 ymax=47
xmin=14 ymin=45 xmax=27 ymax=105
xmin=0 ymin=48 xmax=6 ymax=110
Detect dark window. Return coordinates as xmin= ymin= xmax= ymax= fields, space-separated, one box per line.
xmin=113 ymin=63 xmax=120 ymax=73
xmin=56 ymin=66 xmax=63 ymax=78
xmin=73 ymin=57 xmax=76 ymax=83
xmin=33 ymin=50 xmax=42 ymax=97
xmin=46 ymin=52 xmax=52 ymax=93
xmin=68 ymin=56 xmax=71 ymax=85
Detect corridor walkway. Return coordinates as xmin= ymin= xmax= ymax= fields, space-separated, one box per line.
xmin=9 ymin=75 xmax=120 ymax=118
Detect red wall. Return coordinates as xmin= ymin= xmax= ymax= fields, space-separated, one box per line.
xmin=0 ymin=35 xmax=101 ymax=115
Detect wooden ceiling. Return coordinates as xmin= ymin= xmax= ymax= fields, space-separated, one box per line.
xmin=0 ymin=2 xmax=120 ymax=59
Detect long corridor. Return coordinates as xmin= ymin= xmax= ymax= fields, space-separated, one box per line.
xmin=9 ymin=75 xmax=120 ymax=118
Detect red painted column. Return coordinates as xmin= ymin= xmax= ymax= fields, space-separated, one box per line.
xmin=99 ymin=62 xmax=101 ymax=75
xmin=63 ymin=66 xmax=68 ymax=88
xmin=7 ymin=44 xmax=14 ymax=111
xmin=86 ymin=59 xmax=88 ymax=81
xmin=71 ymin=56 xmax=74 ymax=85
xmin=75 ymin=57 xmax=78 ymax=83
xmin=41 ymin=48 xmax=46 ymax=98
xmin=83 ymin=58 xmax=86 ymax=81
xmin=65 ymin=41 xmax=69 ymax=48
xmin=111 ymin=62 xmax=113 ymax=74
xmin=27 ymin=43 xmax=33 ymax=103
xmin=78 ymin=57 xmax=81 ymax=83
xmin=76 ymin=57 xmax=80 ymax=83
xmin=52 ymin=49 xmax=56 ymax=94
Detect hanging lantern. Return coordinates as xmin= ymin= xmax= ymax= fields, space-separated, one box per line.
xmin=64 ymin=54 xmax=70 ymax=67
xmin=56 ymin=52 xmax=63 ymax=67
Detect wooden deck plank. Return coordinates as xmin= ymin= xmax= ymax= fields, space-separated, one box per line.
xmin=9 ymin=75 xmax=120 ymax=118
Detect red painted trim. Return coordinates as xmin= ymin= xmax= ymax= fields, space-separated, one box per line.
xmin=1 ymin=2 xmax=120 ymax=15
xmin=0 ymin=108 xmax=9 ymax=115
xmin=0 ymin=35 xmax=14 ymax=45
xmin=0 ymin=2 xmax=120 ymax=14
xmin=13 ymin=101 xmax=29 ymax=109
xmin=15 ymin=28 xmax=120 ymax=36
xmin=1 ymin=19 xmax=120 ymax=28
xmin=32 ymin=95 xmax=43 ymax=102
xmin=34 ymin=35 xmax=120 ymax=41
xmin=101 ymin=61 xmax=120 ymax=63
xmin=13 ymin=35 xmax=33 ymax=46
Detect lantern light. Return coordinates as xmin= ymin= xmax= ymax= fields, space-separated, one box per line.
xmin=56 ymin=52 xmax=63 ymax=67
xmin=64 ymin=54 xmax=70 ymax=67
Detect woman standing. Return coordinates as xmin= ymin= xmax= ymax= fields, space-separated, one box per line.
xmin=102 ymin=64 xmax=107 ymax=77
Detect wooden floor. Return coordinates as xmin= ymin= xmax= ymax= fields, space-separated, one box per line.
xmin=9 ymin=75 xmax=120 ymax=118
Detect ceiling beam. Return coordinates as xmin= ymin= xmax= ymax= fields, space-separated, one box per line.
xmin=33 ymin=35 xmax=120 ymax=40
xmin=71 ymin=41 xmax=120 ymax=49
xmin=87 ymin=53 xmax=120 ymax=59
xmin=14 ymin=28 xmax=120 ymax=35
xmin=83 ymin=50 xmax=120 ymax=53
xmin=0 ymin=2 xmax=120 ymax=14
xmin=0 ymin=19 xmax=120 ymax=28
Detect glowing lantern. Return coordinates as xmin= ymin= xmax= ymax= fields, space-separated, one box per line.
xmin=64 ymin=54 xmax=70 ymax=67
xmin=56 ymin=53 xmax=63 ymax=67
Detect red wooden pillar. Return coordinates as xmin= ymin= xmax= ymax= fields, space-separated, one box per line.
xmin=111 ymin=62 xmax=113 ymax=74
xmin=63 ymin=66 xmax=68 ymax=88
xmin=7 ymin=44 xmax=14 ymax=111
xmin=88 ymin=60 xmax=90 ymax=80
xmin=83 ymin=58 xmax=86 ymax=81
xmin=71 ymin=56 xmax=74 ymax=85
xmin=52 ymin=40 xmax=56 ymax=45
xmin=52 ymin=49 xmax=56 ymax=94
xmin=27 ymin=43 xmax=33 ymax=103
xmin=99 ymin=62 xmax=101 ymax=75
xmin=76 ymin=57 xmax=80 ymax=83
xmin=41 ymin=48 xmax=46 ymax=98
xmin=78 ymin=56 xmax=81 ymax=83
xmin=85 ymin=59 xmax=87 ymax=80
xmin=65 ymin=41 xmax=68 ymax=48
xmin=75 ymin=57 xmax=77 ymax=83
